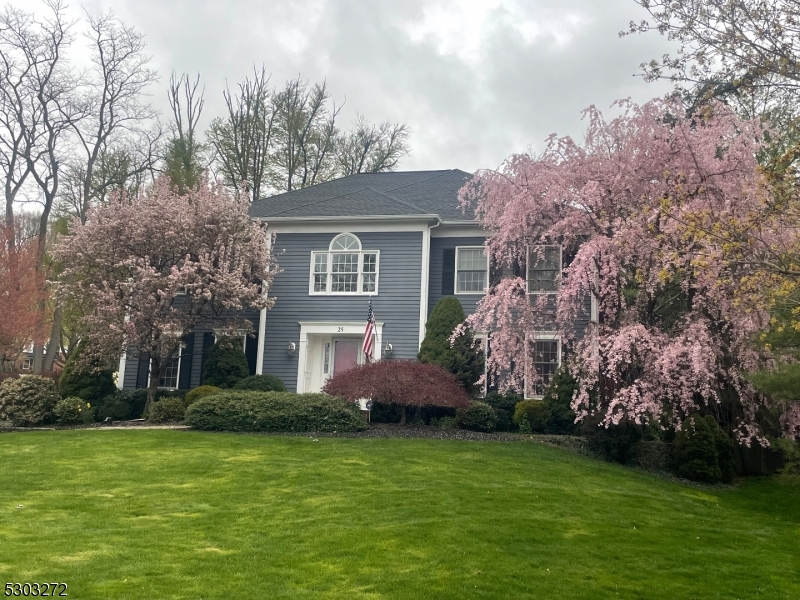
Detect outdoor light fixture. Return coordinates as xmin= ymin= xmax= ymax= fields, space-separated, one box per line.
xmin=287 ymin=342 xmax=296 ymax=356
xmin=383 ymin=342 xmax=393 ymax=356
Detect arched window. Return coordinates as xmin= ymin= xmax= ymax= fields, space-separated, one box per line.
xmin=310 ymin=233 xmax=379 ymax=295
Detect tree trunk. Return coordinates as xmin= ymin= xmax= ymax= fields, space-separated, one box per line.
xmin=145 ymin=374 xmax=160 ymax=419
xmin=43 ymin=304 xmax=63 ymax=371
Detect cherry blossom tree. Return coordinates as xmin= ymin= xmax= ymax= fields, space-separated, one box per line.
xmin=55 ymin=176 xmax=275 ymax=413
xmin=459 ymin=98 xmax=787 ymax=444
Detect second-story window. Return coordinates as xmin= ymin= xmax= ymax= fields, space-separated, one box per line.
xmin=310 ymin=233 xmax=380 ymax=295
xmin=527 ymin=245 xmax=561 ymax=293
xmin=455 ymin=247 xmax=488 ymax=294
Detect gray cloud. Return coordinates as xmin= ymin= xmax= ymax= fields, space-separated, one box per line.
xmin=62 ymin=0 xmax=678 ymax=173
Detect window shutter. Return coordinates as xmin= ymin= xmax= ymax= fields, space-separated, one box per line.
xmin=178 ymin=333 xmax=194 ymax=390
xmin=136 ymin=352 xmax=150 ymax=389
xmin=442 ymin=248 xmax=456 ymax=295
xmin=199 ymin=332 xmax=215 ymax=384
xmin=245 ymin=329 xmax=258 ymax=376
xmin=513 ymin=253 xmax=527 ymax=279
xmin=489 ymin=260 xmax=501 ymax=289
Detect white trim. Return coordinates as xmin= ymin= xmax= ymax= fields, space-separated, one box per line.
xmin=523 ymin=332 xmax=561 ymax=399
xmin=296 ymin=321 xmax=384 ymax=393
xmin=430 ymin=226 xmax=487 ymax=238
xmin=419 ymin=222 xmax=433 ymax=348
xmin=266 ymin=221 xmax=430 ymax=235
xmin=256 ymin=230 xmax=272 ymax=376
xmin=116 ymin=350 xmax=127 ymax=389
xmin=149 ymin=345 xmax=183 ymax=390
xmin=527 ymin=245 xmax=562 ymax=295
xmin=454 ymin=245 xmax=489 ymax=295
xmin=259 ymin=214 xmax=440 ymax=223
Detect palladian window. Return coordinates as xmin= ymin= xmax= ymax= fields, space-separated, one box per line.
xmin=310 ymin=233 xmax=380 ymax=295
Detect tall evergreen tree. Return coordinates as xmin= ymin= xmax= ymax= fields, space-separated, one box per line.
xmin=418 ymin=297 xmax=484 ymax=397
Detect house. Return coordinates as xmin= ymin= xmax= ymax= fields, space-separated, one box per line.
xmin=118 ymin=169 xmax=583 ymax=397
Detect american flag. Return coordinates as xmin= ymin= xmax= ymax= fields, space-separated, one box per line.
xmin=363 ymin=299 xmax=375 ymax=361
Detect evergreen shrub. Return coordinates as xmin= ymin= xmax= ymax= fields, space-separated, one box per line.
xmin=0 ymin=376 xmax=60 ymax=426
xmin=418 ymin=297 xmax=484 ymax=396
xmin=185 ymin=391 xmax=367 ymax=433
xmin=233 ymin=374 xmax=287 ymax=392
xmin=541 ymin=367 xmax=578 ymax=435
xmin=672 ymin=414 xmax=735 ymax=483
xmin=58 ymin=341 xmax=116 ymax=406
xmin=147 ymin=396 xmax=187 ymax=423
xmin=96 ymin=390 xmax=135 ymax=421
xmin=581 ymin=415 xmax=644 ymax=465
xmin=514 ymin=400 xmax=551 ymax=433
xmin=484 ymin=391 xmax=523 ymax=431
xmin=456 ymin=401 xmax=497 ymax=432
xmin=184 ymin=385 xmax=222 ymax=406
xmin=202 ymin=337 xmax=250 ymax=388
xmin=54 ymin=396 xmax=95 ymax=425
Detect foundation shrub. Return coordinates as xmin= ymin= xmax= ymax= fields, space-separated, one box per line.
xmin=184 ymin=385 xmax=222 ymax=406
xmin=672 ymin=414 xmax=735 ymax=483
xmin=0 ymin=375 xmax=60 ymax=426
xmin=54 ymin=396 xmax=95 ymax=425
xmin=147 ymin=396 xmax=187 ymax=423
xmin=513 ymin=400 xmax=551 ymax=433
xmin=233 ymin=375 xmax=287 ymax=392
xmin=184 ymin=391 xmax=367 ymax=433
xmin=456 ymin=401 xmax=498 ymax=432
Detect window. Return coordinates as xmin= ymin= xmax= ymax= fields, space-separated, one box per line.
xmin=456 ymin=247 xmax=488 ymax=294
xmin=158 ymin=346 xmax=182 ymax=389
xmin=21 ymin=358 xmax=32 ymax=370
xmin=310 ymin=233 xmax=379 ymax=295
xmin=525 ymin=336 xmax=560 ymax=398
xmin=527 ymin=245 xmax=561 ymax=293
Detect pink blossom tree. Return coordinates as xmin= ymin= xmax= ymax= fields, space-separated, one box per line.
xmin=55 ymin=177 xmax=275 ymax=413
xmin=460 ymin=98 xmax=784 ymax=444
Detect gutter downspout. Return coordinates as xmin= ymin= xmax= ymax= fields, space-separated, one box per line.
xmin=255 ymin=228 xmax=272 ymax=375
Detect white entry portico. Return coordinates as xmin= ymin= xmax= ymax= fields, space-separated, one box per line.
xmin=296 ymin=321 xmax=384 ymax=393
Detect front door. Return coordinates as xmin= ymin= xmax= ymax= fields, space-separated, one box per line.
xmin=333 ymin=339 xmax=360 ymax=375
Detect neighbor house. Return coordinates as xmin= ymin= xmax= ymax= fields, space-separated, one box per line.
xmin=118 ymin=169 xmax=585 ymax=397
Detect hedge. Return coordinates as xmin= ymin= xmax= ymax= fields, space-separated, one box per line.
xmin=184 ymin=391 xmax=367 ymax=433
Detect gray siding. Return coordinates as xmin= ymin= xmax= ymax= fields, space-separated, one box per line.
xmin=428 ymin=236 xmax=487 ymax=318
xmin=263 ymin=231 xmax=423 ymax=391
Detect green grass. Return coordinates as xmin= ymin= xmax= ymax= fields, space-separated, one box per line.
xmin=0 ymin=431 xmax=798 ymax=599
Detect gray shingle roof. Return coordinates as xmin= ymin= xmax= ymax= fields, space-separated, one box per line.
xmin=249 ymin=169 xmax=474 ymax=221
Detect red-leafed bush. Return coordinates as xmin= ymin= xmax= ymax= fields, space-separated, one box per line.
xmin=323 ymin=360 xmax=469 ymax=423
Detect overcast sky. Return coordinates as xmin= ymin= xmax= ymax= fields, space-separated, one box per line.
xmin=41 ymin=0 xmax=677 ymax=173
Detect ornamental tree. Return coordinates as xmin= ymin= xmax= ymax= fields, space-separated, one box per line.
xmin=459 ymin=98 xmax=783 ymax=444
xmin=322 ymin=360 xmax=469 ymax=424
xmin=55 ymin=176 xmax=275 ymax=413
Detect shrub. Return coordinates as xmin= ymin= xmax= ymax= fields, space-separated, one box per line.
xmin=58 ymin=340 xmax=116 ymax=406
xmin=323 ymin=359 xmax=469 ymax=424
xmin=672 ymin=414 xmax=735 ymax=483
xmin=54 ymin=396 xmax=95 ymax=425
xmin=430 ymin=415 xmax=457 ymax=429
xmin=485 ymin=391 xmax=523 ymax=432
xmin=0 ymin=376 xmax=60 ymax=426
xmin=202 ymin=337 xmax=250 ymax=388
xmin=185 ymin=385 xmax=222 ymax=406
xmin=418 ymin=296 xmax=485 ymax=396
xmin=147 ymin=397 xmax=187 ymax=423
xmin=581 ymin=415 xmax=644 ymax=465
xmin=184 ymin=391 xmax=367 ymax=433
xmin=514 ymin=400 xmax=551 ymax=433
xmin=96 ymin=390 xmax=134 ymax=421
xmin=233 ymin=374 xmax=287 ymax=392
xmin=541 ymin=367 xmax=578 ymax=435
xmin=456 ymin=401 xmax=498 ymax=432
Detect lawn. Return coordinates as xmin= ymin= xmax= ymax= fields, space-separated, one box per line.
xmin=0 ymin=431 xmax=798 ymax=599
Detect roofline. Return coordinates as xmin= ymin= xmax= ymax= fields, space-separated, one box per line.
xmin=251 ymin=214 xmax=444 ymax=223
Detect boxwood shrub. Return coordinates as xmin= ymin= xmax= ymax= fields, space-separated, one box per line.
xmin=147 ymin=396 xmax=187 ymax=423
xmin=456 ymin=401 xmax=497 ymax=432
xmin=513 ymin=400 xmax=551 ymax=433
xmin=233 ymin=375 xmax=287 ymax=392
xmin=184 ymin=391 xmax=367 ymax=433
xmin=184 ymin=385 xmax=222 ymax=406
xmin=0 ymin=375 xmax=60 ymax=426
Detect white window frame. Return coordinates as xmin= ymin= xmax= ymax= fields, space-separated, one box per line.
xmin=524 ymin=333 xmax=561 ymax=399
xmin=309 ymin=233 xmax=380 ymax=296
xmin=212 ymin=329 xmax=248 ymax=352
xmin=454 ymin=246 xmax=489 ymax=295
xmin=149 ymin=345 xmax=183 ymax=390
xmin=527 ymin=245 xmax=562 ymax=294
xmin=21 ymin=358 xmax=32 ymax=370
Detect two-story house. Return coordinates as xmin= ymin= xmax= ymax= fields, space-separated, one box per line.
xmin=119 ymin=169 xmax=573 ymax=397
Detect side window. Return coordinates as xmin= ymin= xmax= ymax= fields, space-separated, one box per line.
xmin=527 ymin=246 xmax=561 ymax=293
xmin=455 ymin=247 xmax=488 ymax=294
